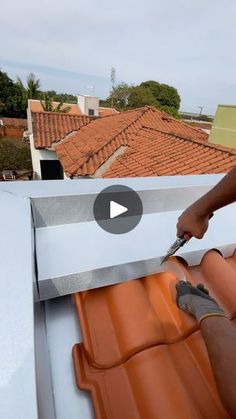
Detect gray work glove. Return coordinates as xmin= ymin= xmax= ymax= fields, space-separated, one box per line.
xmin=176 ymin=281 xmax=226 ymax=324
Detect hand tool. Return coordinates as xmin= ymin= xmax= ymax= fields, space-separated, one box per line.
xmin=160 ymin=232 xmax=192 ymax=265
xmin=161 ymin=213 xmax=214 ymax=265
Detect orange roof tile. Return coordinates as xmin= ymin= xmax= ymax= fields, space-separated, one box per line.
xmin=57 ymin=106 xmax=224 ymax=178
xmin=99 ymin=107 xmax=119 ymax=117
xmin=32 ymin=112 xmax=94 ymax=148
xmin=29 ymin=99 xmax=83 ymax=115
xmin=72 ymin=250 xmax=236 ymax=419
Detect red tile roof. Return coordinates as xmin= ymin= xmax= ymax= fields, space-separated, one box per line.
xmin=56 ymin=106 xmax=236 ymax=177
xmin=73 ymin=250 xmax=236 ymax=419
xmin=32 ymin=112 xmax=94 ymax=149
xmin=29 ymin=99 xmax=83 ymax=115
xmin=98 ymin=107 xmax=119 ymax=117
xmin=29 ymin=99 xmax=118 ymax=118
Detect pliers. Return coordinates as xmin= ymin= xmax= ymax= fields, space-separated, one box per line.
xmin=160 ymin=232 xmax=192 ymax=265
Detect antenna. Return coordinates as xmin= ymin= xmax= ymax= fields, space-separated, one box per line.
xmin=110 ymin=67 xmax=116 ymax=107
xmin=111 ymin=67 xmax=116 ymax=88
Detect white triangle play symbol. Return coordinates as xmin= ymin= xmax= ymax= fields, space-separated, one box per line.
xmin=110 ymin=201 xmax=128 ymax=219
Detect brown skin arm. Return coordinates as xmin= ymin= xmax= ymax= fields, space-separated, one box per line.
xmin=177 ymin=167 xmax=236 ymax=238
xmin=200 ymin=316 xmax=236 ymax=418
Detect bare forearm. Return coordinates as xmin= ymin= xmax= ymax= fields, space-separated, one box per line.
xmin=201 ymin=316 xmax=236 ymax=417
xmin=193 ymin=167 xmax=236 ymax=216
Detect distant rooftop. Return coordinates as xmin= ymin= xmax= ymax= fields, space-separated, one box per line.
xmin=55 ymin=106 xmax=236 ymax=178
xmin=29 ymin=99 xmax=118 ymax=119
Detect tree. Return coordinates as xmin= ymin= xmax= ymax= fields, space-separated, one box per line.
xmin=140 ymin=80 xmax=181 ymax=110
xmin=40 ymin=93 xmax=71 ymax=113
xmin=105 ymin=83 xmax=131 ymax=111
xmin=26 ymin=73 xmax=41 ymax=99
xmin=160 ymin=105 xmax=180 ymax=119
xmin=17 ymin=73 xmax=41 ymax=103
xmin=0 ymin=70 xmax=26 ymax=117
xmin=127 ymin=86 xmax=158 ymax=108
xmin=102 ymin=79 xmax=181 ymax=117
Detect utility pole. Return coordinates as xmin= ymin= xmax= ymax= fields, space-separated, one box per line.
xmin=198 ymin=106 xmax=203 ymax=117
xmin=110 ymin=67 xmax=116 ymax=107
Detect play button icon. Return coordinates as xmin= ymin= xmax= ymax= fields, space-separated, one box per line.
xmin=93 ymin=185 xmax=143 ymax=234
xmin=110 ymin=201 xmax=128 ymax=218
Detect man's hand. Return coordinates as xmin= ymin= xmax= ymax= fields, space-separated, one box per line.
xmin=176 ymin=281 xmax=226 ymax=324
xmin=177 ymin=205 xmax=212 ymax=239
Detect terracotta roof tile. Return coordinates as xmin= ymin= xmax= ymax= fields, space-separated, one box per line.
xmin=54 ymin=106 xmax=236 ymax=178
xmin=72 ymin=250 xmax=236 ymax=418
xmin=32 ymin=112 xmax=94 ymax=148
xmin=29 ymin=100 xmax=83 ymax=115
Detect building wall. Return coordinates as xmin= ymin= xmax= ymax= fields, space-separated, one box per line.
xmin=29 ymin=134 xmax=60 ymax=179
xmin=209 ymin=105 xmax=236 ymax=148
xmin=0 ymin=118 xmax=27 ymax=139
xmin=28 ymin=107 xmax=69 ymax=180
xmin=77 ymin=95 xmax=99 ymax=116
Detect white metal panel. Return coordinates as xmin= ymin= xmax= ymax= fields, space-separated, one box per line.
xmin=0 ymin=174 xmax=224 ymax=197
xmin=0 ymin=191 xmax=37 ymax=419
xmin=45 ymin=296 xmax=94 ymax=419
xmin=36 ymin=204 xmax=236 ymax=298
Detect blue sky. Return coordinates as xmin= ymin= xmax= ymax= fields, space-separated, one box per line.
xmin=1 ymin=0 xmax=236 ymax=115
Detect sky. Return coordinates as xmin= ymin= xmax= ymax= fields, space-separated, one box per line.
xmin=1 ymin=0 xmax=236 ymax=115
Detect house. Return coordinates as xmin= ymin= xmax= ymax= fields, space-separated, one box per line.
xmin=28 ymin=104 xmax=236 ymax=180
xmin=27 ymin=96 xmax=118 ymax=179
xmin=27 ymin=109 xmax=95 ymax=179
xmin=29 ymin=96 xmax=119 ymax=117
xmin=56 ymin=106 xmax=236 ymax=178
xmin=209 ymin=104 xmax=236 ymax=148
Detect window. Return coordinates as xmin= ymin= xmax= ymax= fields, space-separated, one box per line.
xmin=88 ymin=109 xmax=95 ymax=116
xmin=40 ymin=160 xmax=64 ymax=180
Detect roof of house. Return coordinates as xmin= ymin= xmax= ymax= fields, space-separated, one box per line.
xmin=55 ymin=106 xmax=236 ymax=178
xmin=73 ymin=250 xmax=236 ymax=419
xmin=29 ymin=99 xmax=118 ymax=118
xmin=29 ymin=99 xmax=83 ymax=115
xmin=98 ymin=106 xmax=119 ymax=117
xmin=31 ymin=111 xmax=94 ymax=148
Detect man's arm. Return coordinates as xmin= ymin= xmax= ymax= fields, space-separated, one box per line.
xmin=177 ymin=167 xmax=236 ymax=238
xmin=176 ymin=281 xmax=236 ymax=418
xmin=201 ymin=316 xmax=236 ymax=418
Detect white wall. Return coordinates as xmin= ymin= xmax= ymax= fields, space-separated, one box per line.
xmin=29 ymin=134 xmax=59 ymax=179
xmin=77 ymin=95 xmax=99 ymax=116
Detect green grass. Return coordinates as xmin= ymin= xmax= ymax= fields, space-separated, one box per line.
xmin=0 ymin=137 xmax=32 ymax=171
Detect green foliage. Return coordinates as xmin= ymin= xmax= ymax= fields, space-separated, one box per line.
xmin=0 ymin=70 xmax=26 ymax=117
xmin=40 ymin=93 xmax=71 ymax=113
xmin=16 ymin=73 xmax=41 ymax=111
xmin=140 ymin=80 xmax=180 ymax=110
xmin=160 ymin=105 xmax=180 ymax=119
xmin=127 ymin=86 xmax=158 ymax=108
xmin=198 ymin=114 xmax=212 ymax=122
xmin=43 ymin=91 xmax=77 ymax=103
xmin=105 ymin=83 xmax=131 ymax=110
xmin=0 ymin=137 xmax=32 ymax=171
xmin=105 ymin=80 xmax=181 ymax=117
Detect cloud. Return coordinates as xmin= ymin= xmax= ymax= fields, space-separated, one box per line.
xmin=1 ymin=0 xmax=236 ymax=113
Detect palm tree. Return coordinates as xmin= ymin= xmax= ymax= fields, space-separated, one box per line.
xmin=26 ymin=73 xmax=41 ymax=99
xmin=40 ymin=93 xmax=71 ymax=113
xmin=16 ymin=73 xmax=41 ymax=111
